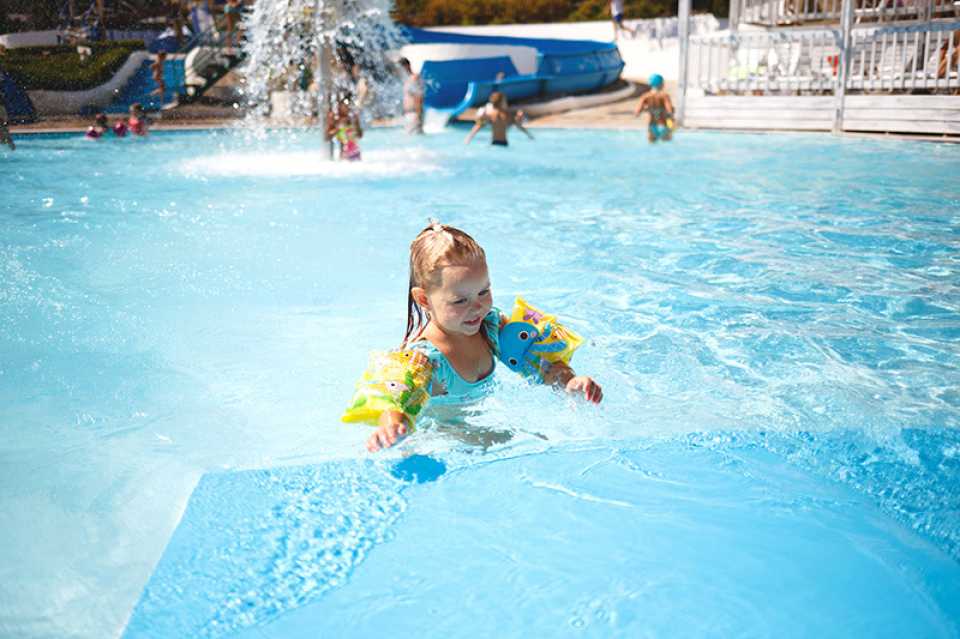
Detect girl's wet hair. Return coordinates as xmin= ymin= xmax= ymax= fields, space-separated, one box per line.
xmin=403 ymin=221 xmax=488 ymax=348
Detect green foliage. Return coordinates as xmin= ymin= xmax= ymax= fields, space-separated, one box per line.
xmin=0 ymin=41 xmax=144 ymax=91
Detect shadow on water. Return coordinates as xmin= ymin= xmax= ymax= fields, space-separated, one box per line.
xmin=390 ymin=454 xmax=447 ymax=484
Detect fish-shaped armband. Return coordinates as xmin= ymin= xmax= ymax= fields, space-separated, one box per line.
xmin=341 ymin=350 xmax=432 ymax=428
xmin=498 ymin=296 xmax=584 ymax=379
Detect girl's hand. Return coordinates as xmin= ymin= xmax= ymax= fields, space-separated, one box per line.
xmin=565 ymin=375 xmax=603 ymax=404
xmin=367 ymin=411 xmax=408 ymax=452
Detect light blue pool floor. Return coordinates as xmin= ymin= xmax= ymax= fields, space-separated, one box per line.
xmin=2 ymin=127 xmax=959 ymax=638
xmin=126 ymin=436 xmax=960 ymax=638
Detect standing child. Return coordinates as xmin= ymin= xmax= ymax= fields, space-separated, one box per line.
xmin=399 ymin=57 xmax=423 ymax=135
xmin=151 ymin=52 xmax=167 ymax=101
xmin=128 ymin=103 xmax=149 ymax=136
xmin=0 ymin=100 xmax=14 ymax=151
xmin=633 ymin=73 xmax=675 ymax=143
xmin=223 ymin=0 xmax=242 ymax=54
xmin=464 ymin=92 xmax=533 ymax=147
xmin=610 ymin=0 xmax=638 ymax=40
xmin=325 ymin=98 xmax=363 ymax=161
xmin=347 ymin=222 xmax=603 ymax=452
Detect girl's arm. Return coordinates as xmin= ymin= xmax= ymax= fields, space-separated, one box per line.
xmin=543 ymin=361 xmax=603 ymax=404
xmin=464 ymin=118 xmax=485 ymax=144
xmin=367 ymin=410 xmax=408 ymax=452
xmin=634 ymin=94 xmax=649 ymax=117
xmin=663 ymin=93 xmax=675 ymax=116
xmin=354 ymin=113 xmax=363 ymax=138
xmin=513 ymin=112 xmax=534 ymax=140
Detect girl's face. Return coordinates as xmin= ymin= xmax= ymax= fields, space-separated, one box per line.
xmin=417 ymin=260 xmax=492 ymax=337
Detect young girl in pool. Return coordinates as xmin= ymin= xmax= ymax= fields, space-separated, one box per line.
xmin=324 ymin=98 xmax=362 ymax=161
xmin=362 ymin=222 xmax=602 ymax=452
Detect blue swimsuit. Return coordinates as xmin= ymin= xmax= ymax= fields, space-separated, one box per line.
xmin=409 ymin=308 xmax=502 ymax=406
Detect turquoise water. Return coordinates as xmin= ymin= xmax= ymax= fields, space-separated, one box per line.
xmin=1 ymin=128 xmax=959 ymax=638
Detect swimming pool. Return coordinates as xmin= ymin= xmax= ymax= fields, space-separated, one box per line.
xmin=1 ymin=127 xmax=958 ymax=638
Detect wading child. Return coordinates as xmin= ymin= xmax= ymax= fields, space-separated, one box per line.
xmin=633 ymin=73 xmax=675 ymax=143
xmin=348 ymin=222 xmax=602 ymax=452
xmin=464 ymin=91 xmax=533 ymax=147
xmin=128 ymin=103 xmax=149 ymax=136
xmin=85 ymin=112 xmax=109 ymax=139
xmin=325 ymin=98 xmax=363 ymax=161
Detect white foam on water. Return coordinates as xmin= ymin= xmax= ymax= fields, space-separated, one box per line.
xmin=177 ymin=147 xmax=445 ymax=179
xmin=422 ymin=109 xmax=453 ymax=135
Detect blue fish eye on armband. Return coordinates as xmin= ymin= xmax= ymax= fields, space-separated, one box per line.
xmin=497 ymin=296 xmax=584 ymax=379
xmin=341 ymin=350 xmax=433 ymax=429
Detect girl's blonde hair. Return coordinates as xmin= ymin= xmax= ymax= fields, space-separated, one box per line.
xmin=404 ymin=221 xmax=487 ymax=347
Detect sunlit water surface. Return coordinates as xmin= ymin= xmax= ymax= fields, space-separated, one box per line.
xmin=1 ymin=128 xmax=959 ymax=638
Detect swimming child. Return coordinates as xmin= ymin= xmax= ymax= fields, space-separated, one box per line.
xmin=324 ymin=98 xmax=363 ymax=161
xmin=633 ymin=73 xmax=675 ymax=143
xmin=85 ymin=113 xmax=109 ymax=139
xmin=464 ymin=92 xmax=533 ymax=147
xmin=112 ymin=119 xmax=129 ymax=137
xmin=360 ymin=222 xmax=602 ymax=452
xmin=128 ymin=103 xmax=148 ymax=136
xmin=0 ymin=101 xmax=14 ymax=151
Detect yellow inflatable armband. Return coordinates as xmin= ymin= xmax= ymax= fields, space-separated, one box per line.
xmin=499 ymin=297 xmax=584 ymax=378
xmin=341 ymin=350 xmax=432 ymax=428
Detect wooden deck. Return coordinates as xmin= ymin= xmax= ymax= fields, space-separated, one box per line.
xmin=684 ymin=94 xmax=960 ymax=135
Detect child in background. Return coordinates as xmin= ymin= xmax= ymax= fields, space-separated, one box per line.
xmin=0 ymin=100 xmax=14 ymax=151
xmin=128 ymin=103 xmax=148 ymax=136
xmin=325 ymin=98 xmax=363 ymax=161
xmin=85 ymin=113 xmax=109 ymax=139
xmin=633 ymin=73 xmax=675 ymax=143
xmin=610 ymin=0 xmax=638 ymax=40
xmin=223 ymin=0 xmax=242 ymax=54
xmin=363 ymin=222 xmax=602 ymax=452
xmin=464 ymin=91 xmax=533 ymax=147
xmin=399 ymin=57 xmax=423 ymax=135
xmin=151 ymin=52 xmax=167 ymax=100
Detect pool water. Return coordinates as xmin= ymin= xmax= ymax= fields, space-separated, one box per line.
xmin=1 ymin=127 xmax=958 ymax=638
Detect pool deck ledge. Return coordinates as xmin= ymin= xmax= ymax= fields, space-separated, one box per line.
xmin=9 ymin=89 xmax=958 ymax=142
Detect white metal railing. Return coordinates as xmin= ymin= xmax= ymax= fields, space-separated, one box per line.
xmin=690 ymin=28 xmax=842 ymax=93
xmin=624 ymin=14 xmax=721 ymax=46
xmin=737 ymin=0 xmax=958 ymax=26
xmin=850 ymin=20 xmax=960 ymax=90
xmin=688 ymin=20 xmax=960 ymax=93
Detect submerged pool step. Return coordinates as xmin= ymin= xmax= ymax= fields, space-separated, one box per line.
xmin=124 ymin=441 xmax=960 ymax=638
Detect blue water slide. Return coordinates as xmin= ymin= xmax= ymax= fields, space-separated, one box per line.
xmin=0 ymin=68 xmax=36 ymax=123
xmin=402 ymin=26 xmax=624 ymax=120
xmin=102 ymin=58 xmax=185 ymax=114
xmin=422 ymin=56 xmax=519 ymax=110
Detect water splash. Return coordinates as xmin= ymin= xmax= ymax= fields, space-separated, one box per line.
xmin=239 ymin=0 xmax=405 ymax=125
xmin=178 ymin=147 xmax=444 ymax=178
